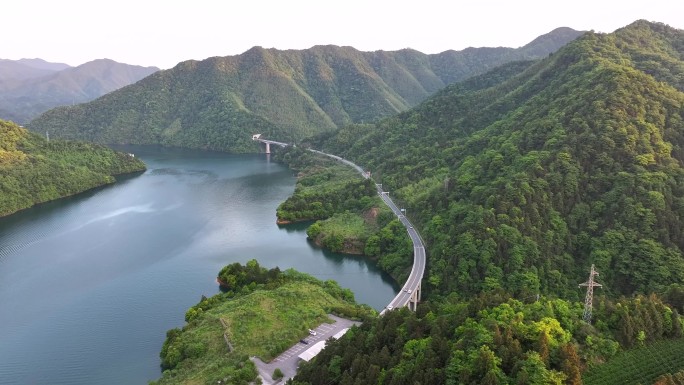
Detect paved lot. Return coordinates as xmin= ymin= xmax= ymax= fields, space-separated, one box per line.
xmin=251 ymin=314 xmax=361 ymax=384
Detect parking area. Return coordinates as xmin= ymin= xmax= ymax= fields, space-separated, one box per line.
xmin=251 ymin=314 xmax=361 ymax=384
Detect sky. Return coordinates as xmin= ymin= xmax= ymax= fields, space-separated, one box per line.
xmin=4 ymin=0 xmax=683 ymax=69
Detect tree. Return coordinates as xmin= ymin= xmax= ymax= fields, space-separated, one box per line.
xmin=664 ymin=284 xmax=684 ymax=313
xmin=537 ymin=331 xmax=550 ymax=366
xmin=637 ymin=330 xmax=647 ymax=347
xmin=618 ymin=310 xmax=635 ymax=347
xmin=471 ymin=345 xmax=506 ymax=385
xmin=559 ymin=343 xmax=582 ymax=385
xmin=515 ymin=352 xmax=565 ymax=385
xmin=272 ymin=368 xmax=284 ymax=380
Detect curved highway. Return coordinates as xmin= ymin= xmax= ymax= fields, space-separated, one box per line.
xmin=255 ymin=138 xmax=425 ymax=313
xmin=376 ymin=188 xmax=426 ymax=314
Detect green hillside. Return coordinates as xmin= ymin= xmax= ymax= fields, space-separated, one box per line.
xmin=314 ymin=20 xmax=684 ymax=300
xmin=274 ymin=147 xmax=413 ymax=283
xmin=0 ymin=119 xmax=145 ymax=216
xmin=289 ymin=20 xmax=684 ymax=385
xmin=27 ymin=28 xmax=581 ymax=153
xmin=151 ymin=260 xmax=374 ymax=385
xmin=292 ymin=293 xmax=684 ymax=385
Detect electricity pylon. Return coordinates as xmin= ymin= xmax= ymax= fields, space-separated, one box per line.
xmin=579 ymin=264 xmax=602 ymax=324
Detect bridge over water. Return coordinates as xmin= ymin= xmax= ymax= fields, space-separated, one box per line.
xmin=253 ymin=135 xmax=425 ymax=313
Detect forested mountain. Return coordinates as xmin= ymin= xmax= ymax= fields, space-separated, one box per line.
xmin=312 ymin=20 xmax=684 ymax=300
xmin=0 ymin=119 xmax=146 ymax=217
xmin=0 ymin=59 xmax=158 ymax=123
xmin=289 ymin=20 xmax=684 ymax=385
xmin=28 ymin=28 xmax=582 ymax=152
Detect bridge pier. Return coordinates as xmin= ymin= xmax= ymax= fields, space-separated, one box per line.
xmin=253 ymin=136 xmax=288 ymax=154
xmin=407 ymin=282 xmax=421 ymax=311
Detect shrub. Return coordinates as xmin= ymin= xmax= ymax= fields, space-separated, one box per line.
xmin=273 ymin=368 xmax=284 ymax=380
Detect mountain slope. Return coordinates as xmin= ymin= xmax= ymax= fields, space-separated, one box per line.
xmin=28 ymin=28 xmax=582 ymax=152
xmin=292 ymin=21 xmax=684 ymax=383
xmin=0 ymin=119 xmax=146 ymax=217
xmin=313 ymin=20 xmax=684 ymax=299
xmin=0 ymin=59 xmax=158 ymax=123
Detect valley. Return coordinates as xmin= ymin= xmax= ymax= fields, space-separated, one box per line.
xmin=2 ymin=17 xmax=684 ymax=385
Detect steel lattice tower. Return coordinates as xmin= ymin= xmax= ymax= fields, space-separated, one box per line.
xmin=579 ymin=264 xmax=602 ymax=323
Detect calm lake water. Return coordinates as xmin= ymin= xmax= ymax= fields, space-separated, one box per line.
xmin=0 ymin=146 xmax=397 ymax=385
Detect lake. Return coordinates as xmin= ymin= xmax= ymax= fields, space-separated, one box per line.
xmin=0 ymin=146 xmax=398 ymax=385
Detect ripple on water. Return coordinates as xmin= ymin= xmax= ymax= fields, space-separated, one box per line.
xmin=0 ymin=202 xmax=157 ymax=264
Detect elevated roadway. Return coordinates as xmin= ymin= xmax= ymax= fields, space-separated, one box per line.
xmin=254 ymin=136 xmax=425 ymax=313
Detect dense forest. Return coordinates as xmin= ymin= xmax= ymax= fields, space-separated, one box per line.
xmin=0 ymin=119 xmax=145 ymax=217
xmin=28 ymin=28 xmax=581 ymax=153
xmin=275 ymin=147 xmax=414 ymax=283
xmin=291 ymin=293 xmax=683 ymax=385
xmin=312 ymin=20 xmax=684 ymax=301
xmin=285 ymin=20 xmax=684 ymax=383
xmin=275 ymin=146 xmax=379 ymax=223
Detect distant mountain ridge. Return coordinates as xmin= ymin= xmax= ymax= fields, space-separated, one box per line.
xmin=0 ymin=58 xmax=75 ymax=91
xmin=29 ymin=27 xmax=583 ymax=152
xmin=11 ymin=58 xmax=71 ymax=72
xmin=0 ymin=58 xmax=159 ymax=123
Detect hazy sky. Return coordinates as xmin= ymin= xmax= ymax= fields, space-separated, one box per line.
xmin=5 ymin=0 xmax=683 ymax=69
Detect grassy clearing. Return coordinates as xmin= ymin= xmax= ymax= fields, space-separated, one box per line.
xmin=307 ymin=211 xmax=377 ymax=254
xmin=221 ymin=281 xmax=342 ymax=360
xmin=317 ymin=211 xmax=371 ymax=238
xmin=583 ymin=338 xmax=684 ymax=385
xmin=151 ymin=270 xmax=374 ymax=385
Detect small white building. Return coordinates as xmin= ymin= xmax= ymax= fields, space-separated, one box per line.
xmin=298 ymin=341 xmax=326 ymax=362
xmin=332 ymin=328 xmax=349 ymax=340
xmin=252 ymin=134 xmax=262 ymax=140
xmin=297 ymin=328 xmax=351 ymax=362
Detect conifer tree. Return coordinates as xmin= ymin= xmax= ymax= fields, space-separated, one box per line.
xmin=619 ymin=310 xmax=635 ymax=347
xmin=559 ymin=343 xmax=582 ymax=385
xmin=537 ymin=331 xmax=550 ymax=366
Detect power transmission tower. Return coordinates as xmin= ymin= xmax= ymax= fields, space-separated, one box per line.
xmin=579 ymin=264 xmax=602 ymax=324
